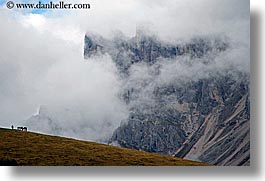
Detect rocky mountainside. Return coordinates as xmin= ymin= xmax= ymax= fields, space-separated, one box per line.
xmin=84 ymin=31 xmax=228 ymax=76
xmin=84 ymin=31 xmax=250 ymax=166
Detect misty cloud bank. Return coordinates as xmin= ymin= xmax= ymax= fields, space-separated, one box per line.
xmin=0 ymin=8 xmax=128 ymax=141
xmin=0 ymin=0 xmax=249 ymax=142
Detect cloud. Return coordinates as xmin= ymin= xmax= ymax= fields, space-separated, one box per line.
xmin=0 ymin=8 xmax=128 ymax=141
xmin=62 ymin=0 xmax=249 ymax=42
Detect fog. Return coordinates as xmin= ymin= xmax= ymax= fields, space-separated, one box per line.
xmin=0 ymin=8 xmax=128 ymax=141
xmin=0 ymin=0 xmax=249 ymax=141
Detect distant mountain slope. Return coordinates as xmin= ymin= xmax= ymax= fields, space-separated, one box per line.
xmin=84 ymin=32 xmax=250 ymax=166
xmin=0 ymin=128 xmax=209 ymax=166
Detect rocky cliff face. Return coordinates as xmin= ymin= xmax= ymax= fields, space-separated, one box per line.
xmin=84 ymin=32 xmax=228 ymax=75
xmin=84 ymin=31 xmax=250 ymax=166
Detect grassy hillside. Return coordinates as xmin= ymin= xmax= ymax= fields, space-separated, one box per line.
xmin=0 ymin=128 xmax=210 ymax=166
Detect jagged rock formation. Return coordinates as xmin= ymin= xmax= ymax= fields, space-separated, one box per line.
xmin=84 ymin=32 xmax=228 ymax=75
xmin=84 ymin=31 xmax=250 ymax=166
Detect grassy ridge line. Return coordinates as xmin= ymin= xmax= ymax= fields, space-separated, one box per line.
xmin=0 ymin=128 xmax=210 ymax=166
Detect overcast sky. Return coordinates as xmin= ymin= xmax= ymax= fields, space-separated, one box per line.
xmin=0 ymin=0 xmax=249 ymax=140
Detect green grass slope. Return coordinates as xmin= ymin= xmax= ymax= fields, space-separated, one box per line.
xmin=0 ymin=128 xmax=210 ymax=166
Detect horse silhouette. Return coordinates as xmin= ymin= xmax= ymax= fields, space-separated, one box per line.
xmin=17 ymin=127 xmax=27 ymax=131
